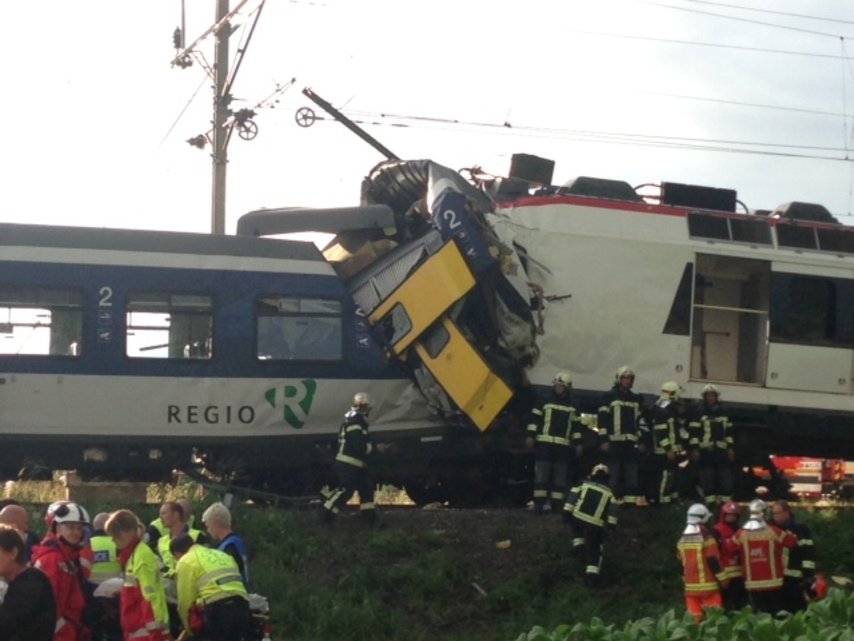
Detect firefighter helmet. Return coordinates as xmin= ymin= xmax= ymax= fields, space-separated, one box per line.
xmin=554 ymin=371 xmax=572 ymax=386
xmin=702 ymin=384 xmax=720 ymax=398
xmin=804 ymin=573 xmax=827 ymax=602
xmin=721 ymin=501 xmax=740 ymax=516
xmin=686 ymin=503 xmax=711 ymax=525
xmin=749 ymin=499 xmax=768 ymax=519
xmin=660 ymin=381 xmax=682 ymax=398
xmin=51 ymin=501 xmax=90 ymax=525
xmin=591 ymin=463 xmax=609 ymax=479
xmin=351 ymin=392 xmax=370 ymax=410
xmin=615 ymin=366 xmax=635 ymax=381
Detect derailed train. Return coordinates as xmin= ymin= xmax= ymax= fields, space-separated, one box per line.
xmin=3 ymin=154 xmax=854 ymax=503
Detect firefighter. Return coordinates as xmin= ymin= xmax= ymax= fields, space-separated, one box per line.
xmin=526 ymin=371 xmax=584 ymax=513
xmin=650 ymin=381 xmax=684 ymax=505
xmin=771 ymin=500 xmax=816 ymax=613
xmin=170 ymin=534 xmax=251 ymax=641
xmin=731 ymin=499 xmax=797 ymax=614
xmin=677 ymin=503 xmax=726 ymax=623
xmin=688 ymin=384 xmax=735 ymax=505
xmin=322 ymin=392 xmax=378 ymax=523
xmin=598 ymin=366 xmax=647 ymax=505
xmin=105 ymin=510 xmax=170 ymax=641
xmin=713 ymin=501 xmax=748 ymax=611
xmin=31 ymin=501 xmax=91 ymax=641
xmin=563 ymin=463 xmax=619 ymax=587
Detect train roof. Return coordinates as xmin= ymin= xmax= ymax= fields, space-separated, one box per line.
xmin=0 ymin=221 xmax=325 ymax=262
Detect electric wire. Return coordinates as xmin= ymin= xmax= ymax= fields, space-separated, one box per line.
xmin=638 ymin=0 xmax=852 ymax=39
xmin=159 ymin=75 xmax=209 ymax=148
xmin=682 ymin=0 xmax=854 ymax=26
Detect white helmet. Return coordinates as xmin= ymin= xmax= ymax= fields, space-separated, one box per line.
xmin=749 ymin=499 xmax=767 ymax=519
xmin=352 ymin=392 xmax=370 ymax=411
xmin=52 ymin=501 xmax=90 ymax=525
xmin=553 ymin=371 xmax=572 ymax=386
xmin=615 ymin=366 xmax=635 ymax=381
xmin=686 ymin=503 xmax=711 ymax=525
xmin=702 ymin=384 xmax=720 ymax=398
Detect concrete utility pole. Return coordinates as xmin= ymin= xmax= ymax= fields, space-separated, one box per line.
xmin=211 ymin=0 xmax=230 ymax=235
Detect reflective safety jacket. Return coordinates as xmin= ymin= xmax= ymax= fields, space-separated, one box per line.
xmin=118 ymin=536 xmax=170 ymax=641
xmin=712 ymin=520 xmax=743 ymax=581
xmin=652 ymin=398 xmax=683 ymax=455
xmin=778 ymin=518 xmax=816 ymax=580
xmin=88 ymin=533 xmax=121 ymax=585
xmin=688 ymin=402 xmax=733 ymax=451
xmin=677 ymin=526 xmax=726 ymax=595
xmin=335 ymin=409 xmax=372 ymax=468
xmin=527 ymin=391 xmax=583 ymax=447
xmin=563 ymin=480 xmax=618 ymax=528
xmin=31 ymin=536 xmax=87 ymax=641
xmin=732 ymin=522 xmax=797 ymax=591
xmin=598 ymin=386 xmax=645 ymax=444
xmin=175 ymin=545 xmax=249 ymax=633
xmin=157 ymin=526 xmax=204 ymax=576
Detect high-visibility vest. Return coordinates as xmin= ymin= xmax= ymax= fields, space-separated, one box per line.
xmin=175 ymin=546 xmax=248 ymax=632
xmin=157 ymin=527 xmax=202 ymax=575
xmin=89 ymin=534 xmax=122 ymax=585
xmin=677 ymin=530 xmax=724 ymax=594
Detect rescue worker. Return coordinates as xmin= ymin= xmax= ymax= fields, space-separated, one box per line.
xmin=526 ymin=371 xmax=584 ymax=513
xmin=676 ymin=504 xmax=726 ymax=623
xmin=146 ymin=499 xmax=196 ymax=553
xmin=650 ymin=381 xmax=684 ymax=505
xmin=771 ymin=500 xmax=816 ymax=613
xmin=688 ymin=384 xmax=736 ymax=505
xmin=87 ymin=513 xmax=122 ymax=641
xmin=731 ymin=499 xmax=797 ymax=614
xmin=0 ymin=524 xmax=57 ymax=641
xmin=598 ymin=366 xmax=647 ymax=505
xmin=563 ymin=463 xmax=619 ymax=587
xmin=0 ymin=503 xmax=37 ymax=561
xmin=202 ymin=502 xmax=250 ymax=590
xmin=156 ymin=501 xmax=206 ymax=577
xmin=713 ymin=501 xmax=748 ymax=611
xmin=31 ymin=501 xmax=91 ymax=641
xmin=105 ymin=510 xmax=170 ymax=641
xmin=321 ymin=392 xmax=377 ymax=523
xmin=170 ymin=534 xmax=251 ymax=641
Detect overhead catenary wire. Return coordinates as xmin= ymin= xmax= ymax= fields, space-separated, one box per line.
xmin=682 ymin=0 xmax=854 ymax=27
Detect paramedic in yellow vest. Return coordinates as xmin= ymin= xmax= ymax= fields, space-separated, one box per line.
xmin=156 ymin=502 xmax=207 ymax=577
xmin=170 ymin=534 xmax=251 ymax=641
xmin=87 ymin=512 xmax=123 ymax=641
xmin=147 ymin=498 xmax=196 ymax=552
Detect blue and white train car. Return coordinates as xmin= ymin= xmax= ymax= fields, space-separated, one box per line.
xmin=0 ymin=222 xmax=442 ymax=485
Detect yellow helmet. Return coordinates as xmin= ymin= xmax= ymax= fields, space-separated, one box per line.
xmin=615 ymin=366 xmax=635 ymax=382
xmin=661 ymin=381 xmax=682 ymax=398
xmin=554 ymin=371 xmax=572 ymax=386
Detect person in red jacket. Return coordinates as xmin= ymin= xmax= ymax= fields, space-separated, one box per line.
xmin=712 ymin=501 xmax=748 ymax=611
xmin=676 ymin=503 xmax=726 ymax=623
xmin=731 ymin=499 xmax=797 ymax=614
xmin=31 ymin=502 xmax=91 ymax=641
xmin=104 ymin=510 xmax=170 ymax=641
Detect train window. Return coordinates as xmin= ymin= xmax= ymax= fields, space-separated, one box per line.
xmin=420 ymin=321 xmax=450 ymax=359
xmin=126 ymin=293 xmax=213 ymax=359
xmin=817 ymin=228 xmax=854 ymax=254
xmin=256 ymin=296 xmax=342 ymax=361
xmin=0 ymin=285 xmax=82 ymax=356
xmin=776 ymin=223 xmax=818 ymax=250
xmin=687 ymin=212 xmax=729 ymax=240
xmin=730 ymin=218 xmax=772 ymax=245
xmin=770 ymin=274 xmax=854 ymax=347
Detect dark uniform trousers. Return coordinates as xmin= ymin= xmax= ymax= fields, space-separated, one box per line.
xmin=324 ymin=462 xmax=376 ymax=517
xmin=202 ymin=596 xmax=252 ymax=641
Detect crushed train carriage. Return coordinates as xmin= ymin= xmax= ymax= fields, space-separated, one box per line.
xmin=5 ymin=154 xmax=854 ymax=503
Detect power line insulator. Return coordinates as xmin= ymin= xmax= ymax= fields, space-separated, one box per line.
xmin=172 ymin=27 xmax=183 ymax=50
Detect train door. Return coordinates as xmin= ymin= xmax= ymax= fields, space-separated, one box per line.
xmin=765 ymin=263 xmax=854 ymax=393
xmin=690 ymin=254 xmax=769 ymax=384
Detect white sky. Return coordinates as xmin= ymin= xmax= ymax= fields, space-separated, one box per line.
xmin=3 ymin=0 xmax=854 ymax=234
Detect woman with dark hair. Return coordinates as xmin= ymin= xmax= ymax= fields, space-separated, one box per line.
xmin=0 ymin=524 xmax=57 ymax=641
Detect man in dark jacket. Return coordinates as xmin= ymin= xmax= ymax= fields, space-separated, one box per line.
xmin=772 ymin=500 xmax=815 ymax=613
xmin=321 ymin=393 xmax=377 ymax=523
